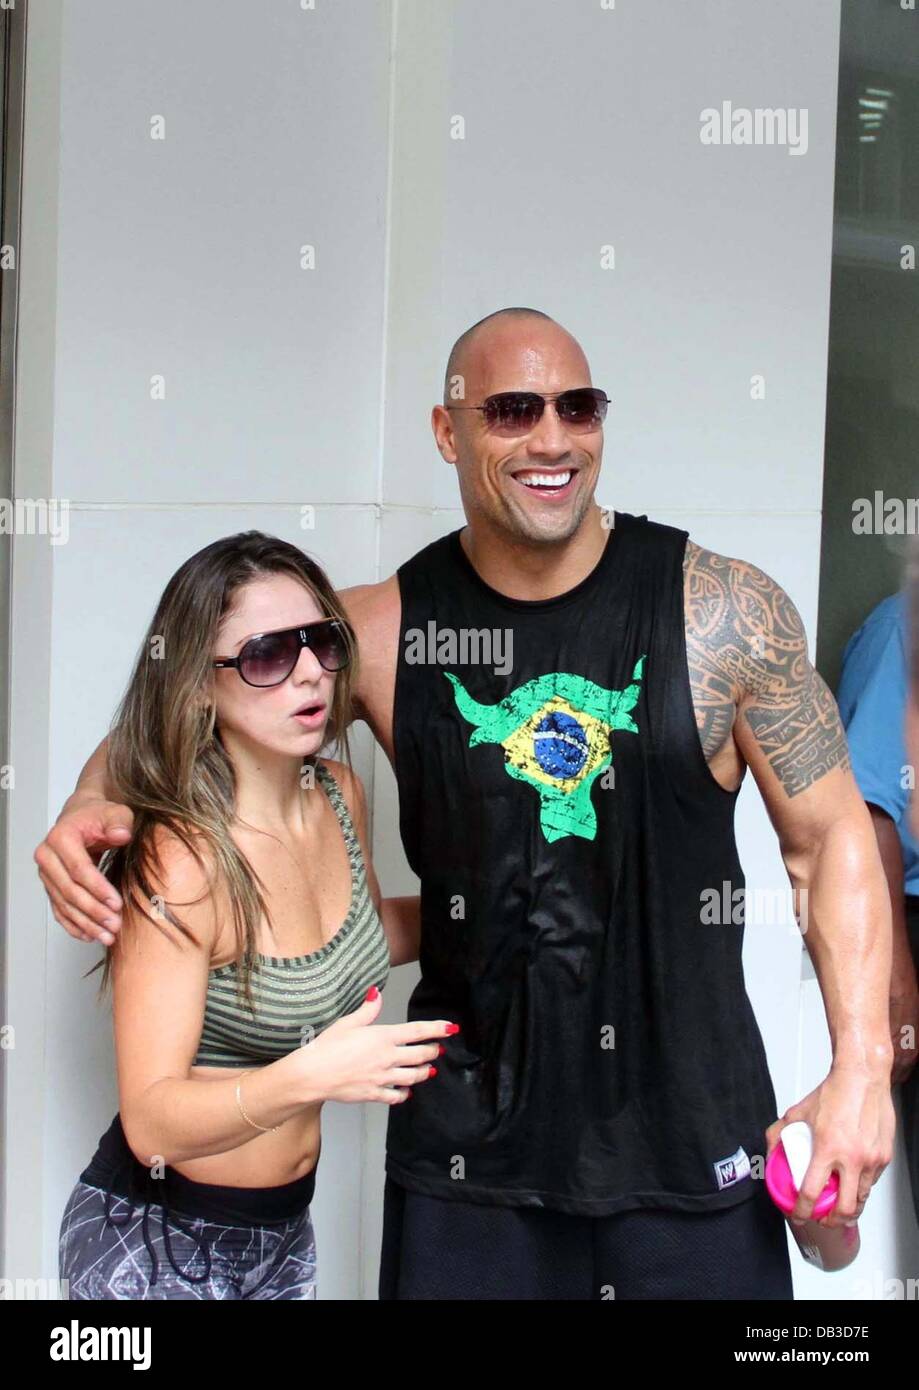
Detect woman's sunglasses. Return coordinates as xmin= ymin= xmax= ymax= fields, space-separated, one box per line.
xmin=213 ymin=618 xmax=351 ymax=687
xmin=446 ymin=387 xmax=610 ymax=437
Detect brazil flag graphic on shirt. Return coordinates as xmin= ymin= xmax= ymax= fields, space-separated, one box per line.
xmin=444 ymin=656 xmax=646 ymax=843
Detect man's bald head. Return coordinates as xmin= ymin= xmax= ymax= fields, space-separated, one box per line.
xmin=444 ymin=307 xmax=567 ymax=405
xmin=433 ymin=306 xmax=603 ymax=545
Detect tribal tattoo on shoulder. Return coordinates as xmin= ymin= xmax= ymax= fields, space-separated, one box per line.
xmin=682 ymin=540 xmax=850 ymax=796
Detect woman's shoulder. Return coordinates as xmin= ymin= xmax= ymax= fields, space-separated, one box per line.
xmin=125 ymin=820 xmax=223 ymax=950
xmin=316 ymin=757 xmax=368 ymax=828
xmin=145 ymin=819 xmax=218 ymax=883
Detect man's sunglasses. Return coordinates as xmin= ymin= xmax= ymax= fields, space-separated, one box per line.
xmin=213 ymin=618 xmax=351 ymax=687
xmin=446 ymin=387 xmax=610 ymax=436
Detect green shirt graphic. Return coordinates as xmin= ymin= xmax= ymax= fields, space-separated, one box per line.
xmin=444 ymin=656 xmax=646 ymax=843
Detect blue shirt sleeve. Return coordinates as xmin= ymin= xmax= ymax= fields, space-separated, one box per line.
xmin=836 ymin=601 xmax=910 ymax=826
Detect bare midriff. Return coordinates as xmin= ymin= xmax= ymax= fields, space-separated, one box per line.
xmin=170 ymin=1063 xmax=322 ymax=1189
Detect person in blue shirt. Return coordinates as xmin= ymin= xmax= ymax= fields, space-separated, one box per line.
xmin=838 ymin=591 xmax=919 ymax=1230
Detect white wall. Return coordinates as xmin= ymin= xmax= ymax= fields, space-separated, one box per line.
xmin=9 ymin=0 xmax=915 ymax=1300
xmin=13 ymin=0 xmax=394 ymax=1302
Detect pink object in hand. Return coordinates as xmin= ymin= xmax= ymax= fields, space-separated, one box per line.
xmin=765 ymin=1123 xmax=839 ymax=1218
xmin=766 ymin=1121 xmax=859 ymax=1271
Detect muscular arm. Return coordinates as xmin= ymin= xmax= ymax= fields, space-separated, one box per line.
xmin=339 ymin=577 xmax=400 ymax=763
xmin=683 ymin=540 xmax=852 ymax=788
xmin=66 ymin=735 xmax=115 ymax=810
xmin=684 ymin=540 xmax=890 ymax=1062
xmin=683 ymin=540 xmax=894 ymax=1222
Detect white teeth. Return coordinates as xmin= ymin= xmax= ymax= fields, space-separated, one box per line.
xmin=516 ymin=470 xmax=572 ymax=488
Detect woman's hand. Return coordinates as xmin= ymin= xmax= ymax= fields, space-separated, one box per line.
xmin=292 ymin=987 xmax=458 ymax=1105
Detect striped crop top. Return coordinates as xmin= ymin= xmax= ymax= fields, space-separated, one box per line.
xmin=191 ymin=760 xmax=391 ymax=1068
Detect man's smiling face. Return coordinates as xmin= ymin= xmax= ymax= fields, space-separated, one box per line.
xmin=432 ymin=314 xmax=604 ymax=546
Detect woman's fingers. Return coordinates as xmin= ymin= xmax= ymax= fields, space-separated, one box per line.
xmin=385 ymin=1062 xmax=438 ymax=1087
xmin=377 ymin=1087 xmax=412 ymax=1105
xmin=388 ymin=1019 xmax=460 ymax=1045
xmin=391 ymin=1041 xmax=444 ymax=1066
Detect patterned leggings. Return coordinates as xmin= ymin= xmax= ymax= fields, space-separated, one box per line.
xmin=59 ymin=1179 xmax=317 ymax=1301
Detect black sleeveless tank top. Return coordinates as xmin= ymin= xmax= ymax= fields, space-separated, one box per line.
xmin=387 ymin=511 xmax=778 ymax=1216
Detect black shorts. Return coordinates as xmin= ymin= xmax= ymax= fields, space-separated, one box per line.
xmin=379 ymin=1175 xmax=794 ymax=1300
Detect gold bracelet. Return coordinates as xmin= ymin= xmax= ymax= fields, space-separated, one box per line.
xmin=235 ymin=1069 xmax=281 ymax=1134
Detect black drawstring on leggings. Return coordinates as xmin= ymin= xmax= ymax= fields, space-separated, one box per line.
xmin=101 ymin=1150 xmax=213 ymax=1287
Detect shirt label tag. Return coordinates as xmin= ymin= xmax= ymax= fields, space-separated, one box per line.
xmin=713 ymin=1145 xmax=751 ymax=1191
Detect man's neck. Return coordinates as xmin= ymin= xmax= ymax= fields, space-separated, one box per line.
xmin=459 ymin=507 xmax=611 ymax=602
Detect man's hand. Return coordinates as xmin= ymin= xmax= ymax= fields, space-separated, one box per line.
xmin=765 ymin=1062 xmax=895 ymax=1229
xmin=34 ymin=799 xmax=134 ymax=945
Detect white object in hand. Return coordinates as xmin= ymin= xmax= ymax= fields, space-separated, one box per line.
xmin=781 ymin=1120 xmax=814 ymax=1191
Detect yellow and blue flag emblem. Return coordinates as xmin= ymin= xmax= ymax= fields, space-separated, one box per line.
xmin=445 ymin=657 xmax=646 ymax=842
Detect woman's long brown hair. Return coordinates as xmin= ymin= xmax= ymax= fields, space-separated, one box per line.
xmin=87 ymin=530 xmax=359 ymax=1012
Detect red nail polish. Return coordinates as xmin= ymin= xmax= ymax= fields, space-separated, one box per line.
xmin=429 ymin=1066 xmax=438 ymax=1078
xmin=437 ymin=1044 xmax=445 ymax=1056
xmin=445 ymin=1023 xmax=460 ymax=1035
xmin=365 ymin=985 xmax=379 ymax=1001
